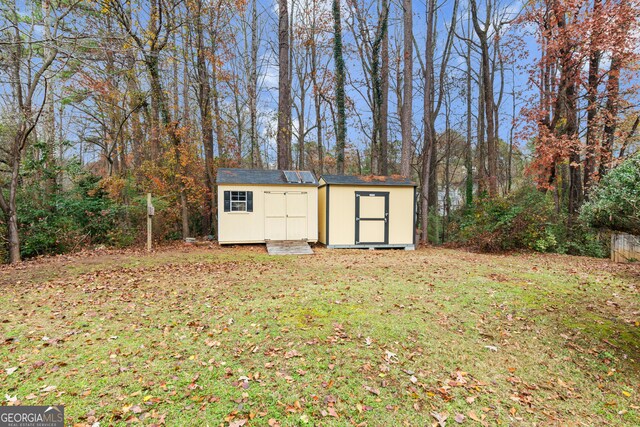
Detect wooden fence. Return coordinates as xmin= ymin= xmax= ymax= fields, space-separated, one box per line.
xmin=611 ymin=232 xmax=640 ymax=262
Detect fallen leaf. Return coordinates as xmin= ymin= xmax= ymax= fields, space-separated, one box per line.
xmin=364 ymin=385 xmax=380 ymax=396
xmin=468 ymin=410 xmax=481 ymax=421
xmin=455 ymin=413 xmax=466 ymax=423
xmin=431 ymin=411 xmax=448 ymax=427
xmin=5 ymin=367 xmax=17 ymax=376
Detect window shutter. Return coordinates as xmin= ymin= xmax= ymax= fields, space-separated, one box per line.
xmin=247 ymin=191 xmax=253 ymax=212
xmin=224 ymin=191 xmax=230 ymax=212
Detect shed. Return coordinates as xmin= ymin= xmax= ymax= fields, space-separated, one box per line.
xmin=217 ymin=168 xmax=318 ymax=244
xmin=318 ymin=175 xmax=417 ymax=249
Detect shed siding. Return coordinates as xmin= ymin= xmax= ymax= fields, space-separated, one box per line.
xmin=318 ymin=186 xmax=327 ymax=244
xmin=218 ymin=184 xmax=318 ymax=244
xmin=327 ymin=185 xmax=414 ymax=246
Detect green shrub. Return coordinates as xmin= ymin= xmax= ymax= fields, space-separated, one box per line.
xmin=19 ymin=205 xmax=85 ymax=257
xmin=580 ymin=154 xmax=640 ymax=235
xmin=557 ymin=225 xmax=609 ymax=258
xmin=15 ymin=173 xmax=141 ymax=258
xmin=449 ymin=185 xmax=607 ymax=257
xmin=450 ymin=186 xmax=558 ymax=252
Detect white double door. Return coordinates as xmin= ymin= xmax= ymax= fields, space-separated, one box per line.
xmin=264 ymin=192 xmax=308 ymax=241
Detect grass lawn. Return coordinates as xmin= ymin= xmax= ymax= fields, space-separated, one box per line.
xmin=1 ymin=245 xmax=639 ymax=426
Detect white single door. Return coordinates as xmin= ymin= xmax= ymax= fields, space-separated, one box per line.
xmin=265 ymin=192 xmax=287 ymax=240
xmin=286 ymin=192 xmax=308 ymax=240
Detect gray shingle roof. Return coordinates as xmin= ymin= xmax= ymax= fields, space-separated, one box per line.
xmin=217 ymin=168 xmax=318 ymax=186
xmin=320 ymin=174 xmax=416 ymax=186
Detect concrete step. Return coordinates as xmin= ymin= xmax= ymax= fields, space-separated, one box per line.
xmin=266 ymin=240 xmax=314 ymax=255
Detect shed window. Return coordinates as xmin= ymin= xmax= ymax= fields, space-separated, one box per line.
xmin=223 ymin=190 xmax=253 ymax=212
xmin=231 ymin=191 xmax=248 ymax=211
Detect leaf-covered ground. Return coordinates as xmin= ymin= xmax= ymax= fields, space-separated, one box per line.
xmin=1 ymin=245 xmax=639 ymax=426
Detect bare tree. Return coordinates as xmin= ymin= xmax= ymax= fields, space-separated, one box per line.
xmin=469 ymin=0 xmax=497 ymax=197
xmin=0 ymin=0 xmax=79 ymax=262
xmin=379 ymin=0 xmax=390 ymax=175
xmin=247 ymin=0 xmax=262 ymax=168
xmin=399 ymin=0 xmax=413 ymax=177
xmin=333 ymin=0 xmax=347 ymax=174
xmin=108 ymin=0 xmax=190 ymax=238
xmin=419 ymin=0 xmax=458 ymax=244
xmin=194 ymin=0 xmax=215 ymax=234
xmin=277 ymin=0 xmax=292 ymax=169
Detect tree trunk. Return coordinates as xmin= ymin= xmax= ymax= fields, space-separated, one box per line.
xmin=196 ymin=0 xmax=215 ymax=235
xmin=146 ymin=52 xmax=190 ymax=239
xmin=400 ymin=0 xmax=413 ymax=177
xmin=310 ymin=0 xmax=324 ymax=175
xmin=277 ymin=0 xmax=292 ymax=169
xmin=298 ymin=90 xmax=306 ymax=169
xmin=42 ymin=0 xmax=57 ymax=196
xmin=333 ymin=0 xmax=346 ymax=174
xmin=310 ymin=21 xmax=323 ymax=174
xmin=566 ymin=81 xmax=582 ymax=226
xmin=477 ymin=77 xmax=486 ymax=194
xmin=470 ymin=0 xmax=497 ymax=197
xmin=182 ymin=25 xmax=191 ymax=134
xmin=2 ymin=157 xmax=22 ymax=264
xmin=428 ymin=131 xmax=438 ymax=213
xmin=600 ymin=55 xmax=622 ymax=178
xmin=583 ymin=0 xmax=601 ymax=195
xmin=420 ymin=0 xmax=435 ymax=244
xmin=443 ymin=101 xmax=452 ymax=242
xmin=249 ymin=0 xmax=261 ymax=168
xmin=380 ymin=9 xmax=389 ymax=176
xmin=125 ymin=53 xmax=143 ymax=169
xmin=211 ymin=49 xmax=225 ymax=159
xmin=371 ymin=0 xmax=389 ymax=176
xmin=507 ymin=82 xmax=515 ymax=193
xmin=465 ymin=22 xmax=473 ymax=206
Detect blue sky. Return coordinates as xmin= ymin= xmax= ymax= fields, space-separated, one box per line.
xmin=4 ymin=0 xmax=538 ymax=167
xmin=253 ymin=0 xmax=536 ymax=165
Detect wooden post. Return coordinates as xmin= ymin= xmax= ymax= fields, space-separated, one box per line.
xmin=147 ymin=193 xmax=154 ymax=252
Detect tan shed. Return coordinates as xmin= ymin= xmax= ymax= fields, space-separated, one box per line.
xmin=318 ymin=175 xmax=417 ymax=249
xmin=217 ymin=168 xmax=318 ymax=244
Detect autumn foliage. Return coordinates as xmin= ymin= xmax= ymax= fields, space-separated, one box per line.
xmin=522 ymin=0 xmax=640 ymax=201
